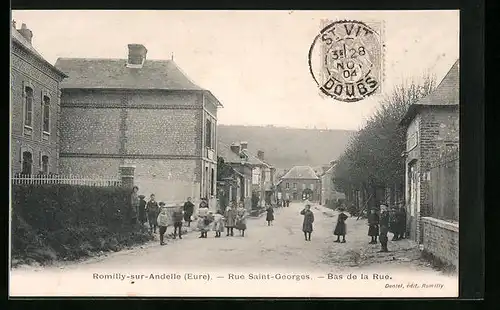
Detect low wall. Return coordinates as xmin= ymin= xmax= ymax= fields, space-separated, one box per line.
xmin=421 ymin=217 xmax=459 ymax=268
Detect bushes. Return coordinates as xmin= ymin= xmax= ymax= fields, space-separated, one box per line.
xmin=11 ymin=184 xmax=153 ymax=265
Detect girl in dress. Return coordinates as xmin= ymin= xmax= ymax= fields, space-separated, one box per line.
xmin=300 ymin=203 xmax=314 ymax=241
xmin=196 ymin=198 xmax=211 ymax=238
xmin=235 ymin=202 xmax=248 ymax=237
xmin=334 ymin=207 xmax=348 ymax=243
xmin=157 ymin=203 xmax=170 ymax=246
xmin=212 ymin=209 xmax=225 ymax=238
xmin=224 ymin=202 xmax=237 ymax=236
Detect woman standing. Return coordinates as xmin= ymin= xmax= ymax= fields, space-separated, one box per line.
xmin=224 ymin=202 xmax=237 ymax=236
xmin=235 ymin=202 xmax=248 ymax=237
xmin=183 ymin=197 xmax=195 ymax=227
xmin=334 ymin=207 xmax=349 ymax=243
xmin=196 ymin=198 xmax=211 ymax=238
xmin=266 ymin=205 xmax=274 ymax=226
xmin=130 ymin=186 xmax=140 ymax=224
xmin=146 ymin=194 xmax=160 ymax=233
xmin=300 ymin=203 xmax=314 ymax=241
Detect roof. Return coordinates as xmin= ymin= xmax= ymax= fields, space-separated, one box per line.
xmin=217 ymin=141 xmax=244 ymax=164
xmin=241 ymin=149 xmax=273 ymax=168
xmin=54 ymin=57 xmax=223 ymax=106
xmin=11 ymin=26 xmax=67 ymax=78
xmin=281 ymin=166 xmax=320 ymax=180
xmin=400 ymin=60 xmax=459 ymax=126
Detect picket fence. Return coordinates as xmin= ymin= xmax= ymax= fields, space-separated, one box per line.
xmin=11 ymin=174 xmax=122 ymax=187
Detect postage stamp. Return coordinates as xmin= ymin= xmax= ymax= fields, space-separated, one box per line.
xmin=308 ymin=20 xmax=384 ymax=102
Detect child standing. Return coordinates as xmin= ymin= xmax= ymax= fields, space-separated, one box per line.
xmin=367 ymin=208 xmax=380 ymax=244
xmin=236 ymin=202 xmax=248 ymax=237
xmin=379 ymin=204 xmax=390 ymax=252
xmin=300 ymin=203 xmax=314 ymax=241
xmin=334 ymin=207 xmax=348 ymax=243
xmin=172 ymin=205 xmax=184 ymax=239
xmin=266 ymin=205 xmax=274 ymax=226
xmin=146 ymin=194 xmax=160 ymax=233
xmin=212 ymin=209 xmax=225 ymax=238
xmin=157 ymin=202 xmax=170 ymax=246
xmin=224 ymin=202 xmax=237 ymax=236
xmin=196 ymin=198 xmax=211 ymax=238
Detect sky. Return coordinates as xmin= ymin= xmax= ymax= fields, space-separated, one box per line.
xmin=11 ymin=10 xmax=459 ymax=130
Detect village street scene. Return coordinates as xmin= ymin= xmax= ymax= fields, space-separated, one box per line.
xmin=10 ymin=11 xmax=459 ymax=297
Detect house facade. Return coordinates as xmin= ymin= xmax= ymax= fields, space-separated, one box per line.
xmin=11 ymin=22 xmax=67 ymax=176
xmin=320 ymin=161 xmax=346 ymax=206
xmin=54 ymin=44 xmax=222 ymax=205
xmin=277 ymin=166 xmax=321 ymax=202
xmin=400 ymin=60 xmax=459 ymax=251
xmin=217 ymin=141 xmax=253 ymax=210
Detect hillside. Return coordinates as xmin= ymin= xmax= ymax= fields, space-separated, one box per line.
xmin=217 ymin=125 xmax=356 ymax=169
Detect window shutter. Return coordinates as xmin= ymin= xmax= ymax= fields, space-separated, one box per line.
xmin=39 ymin=151 xmax=42 ymax=168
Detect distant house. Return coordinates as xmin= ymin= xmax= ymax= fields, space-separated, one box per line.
xmin=277 ymin=166 xmax=321 ymax=202
xmin=239 ymin=143 xmax=276 ymax=207
xmin=399 ymin=59 xmax=459 ymax=258
xmin=319 ymin=160 xmax=346 ymax=206
xmin=217 ymin=142 xmax=253 ymax=210
xmin=11 ymin=21 xmax=67 ymax=176
xmin=54 ymin=44 xmax=223 ymax=206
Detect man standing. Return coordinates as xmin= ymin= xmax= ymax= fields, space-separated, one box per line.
xmin=379 ymin=204 xmax=390 ymax=252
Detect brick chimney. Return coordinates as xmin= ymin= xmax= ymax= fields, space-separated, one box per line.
xmin=230 ymin=143 xmax=240 ymax=154
xmin=127 ymin=44 xmax=147 ymax=68
xmin=18 ymin=23 xmax=33 ymax=44
xmin=257 ymin=150 xmax=264 ymax=160
xmin=240 ymin=141 xmax=248 ymax=150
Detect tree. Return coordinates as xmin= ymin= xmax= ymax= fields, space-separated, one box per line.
xmin=334 ymin=74 xmax=436 ymax=214
xmin=217 ymin=156 xmax=234 ymax=181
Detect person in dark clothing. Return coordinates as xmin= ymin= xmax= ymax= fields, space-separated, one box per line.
xmin=157 ymin=202 xmax=169 ymax=245
xmin=300 ymin=204 xmax=314 ymax=241
xmin=286 ymin=199 xmax=290 ymax=207
xmin=130 ymin=186 xmax=140 ymax=225
xmin=367 ymin=208 xmax=380 ymax=244
xmin=394 ymin=206 xmax=406 ymax=240
xmin=389 ymin=206 xmax=398 ymax=240
xmin=183 ymin=197 xmax=195 ymax=227
xmin=172 ymin=205 xmax=184 ymax=239
xmin=146 ymin=194 xmax=160 ymax=233
xmin=138 ymin=195 xmax=147 ymax=226
xmin=334 ymin=207 xmax=348 ymax=243
xmin=266 ymin=205 xmax=274 ymax=226
xmin=379 ymin=204 xmax=390 ymax=252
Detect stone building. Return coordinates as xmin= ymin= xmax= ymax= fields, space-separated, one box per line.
xmin=10 ymin=21 xmax=67 ymax=175
xmin=319 ymin=160 xmax=346 ymax=206
xmin=54 ymin=44 xmax=222 ymax=205
xmin=400 ymin=60 xmax=459 ymax=250
xmin=277 ymin=166 xmax=321 ymax=202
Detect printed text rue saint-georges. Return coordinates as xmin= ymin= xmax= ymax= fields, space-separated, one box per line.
xmin=92 ymin=272 xmax=444 ymax=289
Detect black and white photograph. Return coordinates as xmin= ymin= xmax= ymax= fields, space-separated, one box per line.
xmin=10 ymin=10 xmax=461 ymax=297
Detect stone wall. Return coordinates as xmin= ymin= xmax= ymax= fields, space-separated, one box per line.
xmin=421 ymin=217 xmax=459 ymax=268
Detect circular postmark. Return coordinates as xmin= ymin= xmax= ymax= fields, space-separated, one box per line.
xmin=308 ymin=20 xmax=382 ymax=102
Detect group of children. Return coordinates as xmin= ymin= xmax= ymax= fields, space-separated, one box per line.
xmin=197 ymin=200 xmax=249 ymax=238
xmin=299 ymin=199 xmax=406 ymax=253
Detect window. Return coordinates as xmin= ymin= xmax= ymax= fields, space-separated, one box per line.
xmin=310 ymin=183 xmax=314 ymax=191
xmin=302 ymin=183 xmax=306 ymax=190
xmin=24 ymin=87 xmax=33 ymax=127
xmin=293 ymin=183 xmax=297 ymax=189
xmin=22 ymin=151 xmax=32 ymax=175
xmin=205 ymin=166 xmax=209 ymax=198
xmin=41 ymin=155 xmax=49 ymax=174
xmin=42 ymin=96 xmax=50 ymax=133
xmin=211 ymin=168 xmax=215 ymax=196
xmin=286 ymin=182 xmax=290 ymax=189
xmin=205 ymin=119 xmax=212 ymax=149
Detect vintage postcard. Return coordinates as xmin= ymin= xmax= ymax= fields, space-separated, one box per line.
xmin=10 ymin=10 xmax=460 ymax=297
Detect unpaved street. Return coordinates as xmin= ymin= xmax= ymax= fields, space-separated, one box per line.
xmin=11 ymin=203 xmax=457 ymax=297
